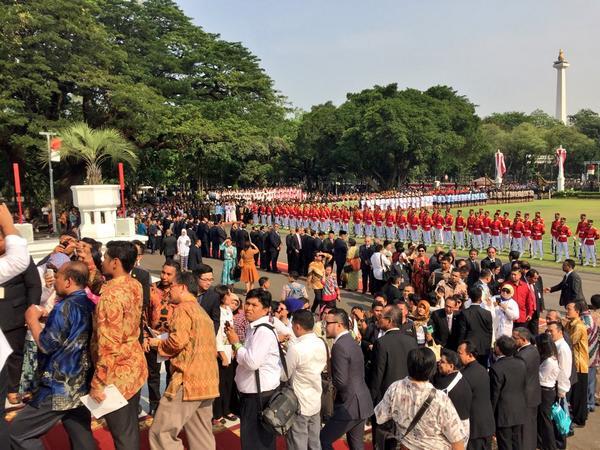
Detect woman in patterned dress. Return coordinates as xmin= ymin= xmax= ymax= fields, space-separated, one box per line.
xmin=219 ymin=238 xmax=237 ymax=288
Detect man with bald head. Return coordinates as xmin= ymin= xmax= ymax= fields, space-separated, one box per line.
xmin=11 ymin=261 xmax=96 ymax=449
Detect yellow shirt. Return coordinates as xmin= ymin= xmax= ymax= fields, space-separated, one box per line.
xmin=565 ymin=317 xmax=589 ymax=374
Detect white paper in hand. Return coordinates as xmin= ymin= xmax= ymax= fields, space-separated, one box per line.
xmin=80 ymin=384 xmax=128 ymax=419
xmin=0 ymin=329 xmax=13 ymax=372
xmin=157 ymin=332 xmax=169 ymax=363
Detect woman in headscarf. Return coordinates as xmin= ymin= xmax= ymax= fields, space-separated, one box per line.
xmin=412 ymin=300 xmax=434 ymax=347
xmin=176 ymin=228 xmax=191 ymax=271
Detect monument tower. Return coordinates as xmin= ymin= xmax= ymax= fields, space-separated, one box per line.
xmin=553 ymin=49 xmax=569 ymax=124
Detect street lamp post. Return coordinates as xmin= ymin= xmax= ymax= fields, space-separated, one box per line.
xmin=39 ymin=131 xmax=58 ymax=235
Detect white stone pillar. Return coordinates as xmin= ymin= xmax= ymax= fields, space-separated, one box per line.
xmin=553 ymin=50 xmax=569 ymax=125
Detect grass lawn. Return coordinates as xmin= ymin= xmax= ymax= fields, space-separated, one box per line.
xmin=322 ymin=198 xmax=600 ymax=272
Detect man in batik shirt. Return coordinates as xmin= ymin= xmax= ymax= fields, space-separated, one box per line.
xmin=90 ymin=241 xmax=148 ymax=450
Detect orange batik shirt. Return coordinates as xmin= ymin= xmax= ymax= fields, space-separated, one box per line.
xmin=157 ymin=298 xmax=219 ymax=401
xmin=91 ymin=276 xmax=148 ymax=400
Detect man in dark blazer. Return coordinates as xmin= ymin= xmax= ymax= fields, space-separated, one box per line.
xmin=458 ymin=340 xmax=495 ymax=450
xmin=333 ymin=231 xmax=348 ymax=288
xmin=321 ymin=308 xmax=373 ymax=450
xmin=0 ymin=257 xmax=41 ymax=404
xmin=546 ymin=259 xmax=585 ymax=306
xmin=249 ymin=226 xmax=262 ymax=265
xmin=500 ymin=251 xmax=521 ymax=281
xmin=197 ymin=218 xmax=210 ymax=257
xmin=286 ymin=229 xmax=298 ymax=274
xmin=489 ymin=336 xmax=527 ymax=450
xmin=465 ymin=248 xmax=481 ymax=287
xmin=160 ymin=229 xmax=177 ymax=263
xmin=431 ymin=297 xmax=461 ymax=351
xmin=187 ymin=238 xmax=203 ymax=272
xmin=266 ymin=224 xmax=282 ymax=273
xmin=368 ymin=305 xmax=418 ymax=404
xmin=194 ymin=264 xmax=220 ymax=334
xmin=209 ymin=223 xmax=220 ymax=258
xmin=382 ymin=275 xmax=403 ymax=305
xmin=216 ymin=221 xmax=227 ymax=260
xmin=359 ymin=237 xmax=375 ymax=295
xmin=480 ymin=246 xmax=502 ymax=271
xmin=525 ymin=268 xmax=545 ymax=336
xmin=458 ymin=287 xmax=493 ymax=367
xmin=301 ymin=230 xmax=313 ymax=276
xmin=433 ymin=348 xmax=472 ymax=427
xmin=512 ymin=327 xmax=541 ymax=450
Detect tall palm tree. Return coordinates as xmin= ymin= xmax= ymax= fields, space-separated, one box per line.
xmin=57 ymin=122 xmax=138 ymax=184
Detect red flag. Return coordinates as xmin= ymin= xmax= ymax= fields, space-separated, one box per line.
xmin=50 ymin=137 xmax=62 ymax=150
xmin=555 ymin=147 xmax=567 ymax=166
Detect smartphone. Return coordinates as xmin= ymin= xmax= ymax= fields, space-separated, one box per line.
xmin=426 ymin=325 xmax=434 ymax=334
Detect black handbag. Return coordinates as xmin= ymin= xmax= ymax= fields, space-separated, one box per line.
xmin=320 ymin=338 xmax=335 ymax=421
xmin=254 ymin=324 xmax=299 ymax=436
xmin=376 ymin=388 xmax=436 ymax=450
xmin=230 ymin=265 xmax=241 ymax=281
xmin=343 ymin=264 xmax=354 ymax=274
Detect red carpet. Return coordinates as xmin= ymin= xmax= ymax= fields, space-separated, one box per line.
xmin=34 ymin=416 xmax=372 ymax=449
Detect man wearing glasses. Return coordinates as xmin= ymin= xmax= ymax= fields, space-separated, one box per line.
xmin=143 ymin=260 xmax=179 ymax=415
xmin=194 ymin=264 xmax=221 ymax=334
xmin=320 ymin=308 xmax=373 ymax=450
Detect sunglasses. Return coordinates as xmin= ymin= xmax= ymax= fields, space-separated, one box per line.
xmin=501 ymin=289 xmax=511 ymax=293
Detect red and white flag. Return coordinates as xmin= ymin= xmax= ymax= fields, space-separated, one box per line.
xmin=495 ymin=150 xmax=506 ymax=178
xmin=555 ymin=146 xmax=567 ymax=167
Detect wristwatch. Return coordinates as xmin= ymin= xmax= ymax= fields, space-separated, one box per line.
xmin=232 ymin=342 xmax=243 ymax=352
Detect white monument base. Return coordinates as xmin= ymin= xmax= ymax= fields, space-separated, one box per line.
xmin=72 ymin=185 xmax=120 ymax=239
xmin=15 ymin=223 xmax=34 ymax=243
xmin=557 ymin=176 xmax=565 ymax=192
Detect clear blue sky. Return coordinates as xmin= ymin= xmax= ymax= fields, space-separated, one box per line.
xmin=176 ymin=0 xmax=600 ymax=117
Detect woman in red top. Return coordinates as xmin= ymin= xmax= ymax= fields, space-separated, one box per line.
xmin=411 ymin=244 xmax=430 ymax=298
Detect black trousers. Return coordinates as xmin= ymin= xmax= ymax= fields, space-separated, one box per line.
xmin=334 ymin=258 xmax=346 ymax=288
xmin=311 ymin=289 xmax=323 ymax=313
xmin=568 ymin=371 xmax=588 ymax=425
xmin=522 ymin=405 xmax=538 ymax=450
xmin=239 ymin=390 xmax=276 ymax=450
xmin=211 ymin=241 xmax=220 ymax=259
xmin=496 ymin=424 xmax=523 ymax=450
xmin=537 ymin=387 xmax=558 ymax=450
xmin=4 ymin=326 xmax=27 ymax=393
xmin=260 ymin=251 xmax=269 ymax=270
xmin=145 ymin=349 xmax=171 ymax=413
xmin=10 ymin=396 xmax=95 ymax=450
xmin=467 ymin=436 xmax=492 ymax=450
xmin=104 ymin=390 xmax=141 ymax=450
xmin=269 ymin=249 xmax=280 ymax=272
xmin=361 ymin=267 xmax=371 ymax=294
xmin=320 ymin=417 xmax=366 ymax=450
xmin=213 ymin=359 xmax=235 ymax=419
xmin=0 ymin=366 xmax=9 ymax=446
xmin=528 ymin=309 xmax=540 ymax=336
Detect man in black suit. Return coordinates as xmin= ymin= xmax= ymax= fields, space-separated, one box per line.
xmin=525 ymin=269 xmax=545 ymax=336
xmin=458 ymin=286 xmax=493 ymax=367
xmin=259 ymin=226 xmax=269 ymax=270
xmin=209 ymin=223 xmax=220 ymax=258
xmin=216 ymin=221 xmax=227 ymax=260
xmin=433 ymin=348 xmax=472 ymax=430
xmin=321 ymin=308 xmax=373 ymax=450
xmin=368 ymin=305 xmax=418 ymax=404
xmin=197 ymin=218 xmax=210 ymax=257
xmin=249 ymin=226 xmax=262 ymax=265
xmin=500 ymin=250 xmax=520 ymax=281
xmin=194 ymin=264 xmax=220 ymax=334
xmin=322 ymin=231 xmax=335 ymax=266
xmin=301 ymin=230 xmax=314 ymax=276
xmin=480 ymin=246 xmax=502 ymax=271
xmin=465 ymin=248 xmax=481 ymax=287
xmin=233 ymin=222 xmax=249 ymax=263
xmin=333 ymin=231 xmax=348 ymax=288
xmin=266 ymin=224 xmax=282 ymax=273
xmin=431 ymin=297 xmax=461 ymax=351
xmin=285 ymin=229 xmax=297 ymax=273
xmin=359 ymin=301 xmax=385 ymax=366
xmin=512 ymin=327 xmax=541 ymax=450
xmin=160 ymin=229 xmax=177 ymax=263
xmin=382 ymin=275 xmax=403 ymax=305
xmin=489 ymin=336 xmax=527 ymax=450
xmin=187 ymin=238 xmax=203 ymax=272
xmin=458 ymin=340 xmax=495 ymax=450
xmin=545 ymin=259 xmax=585 ymax=306
xmin=359 ymin=237 xmax=374 ymax=294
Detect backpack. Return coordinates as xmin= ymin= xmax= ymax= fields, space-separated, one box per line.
xmin=285 ymin=283 xmax=304 ymax=300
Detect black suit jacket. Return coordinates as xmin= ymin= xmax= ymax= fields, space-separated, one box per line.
xmin=458 ymin=305 xmax=493 ymax=357
xmin=331 ymin=333 xmax=374 ymax=421
xmin=489 ymin=356 xmax=527 ymax=427
xmin=382 ymin=284 xmax=403 ymax=305
xmin=161 ymin=235 xmax=177 ymax=256
xmin=268 ymin=230 xmax=281 ymax=250
xmin=466 ymin=259 xmax=481 ymax=287
xmin=333 ymin=238 xmax=348 ymax=263
xmin=515 ymin=344 xmax=541 ymax=408
xmin=433 ymin=371 xmax=472 ymax=420
xmin=462 ymin=360 xmax=495 ymax=439
xmin=188 ymin=245 xmax=203 ymax=271
xmin=550 ymin=271 xmax=585 ymax=306
xmin=197 ymin=287 xmax=220 ymax=334
xmin=0 ymin=259 xmax=42 ymax=332
xmin=359 ymin=244 xmax=374 ymax=269
xmin=131 ymin=266 xmax=151 ymax=309
xmin=250 ymin=230 xmax=262 ymax=249
xmin=480 ymin=257 xmax=502 ymax=271
xmin=431 ymin=309 xmax=460 ymax=351
xmin=368 ymin=329 xmax=418 ymax=403
xmin=285 ymin=234 xmax=295 ymax=256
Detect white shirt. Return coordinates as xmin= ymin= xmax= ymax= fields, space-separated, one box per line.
xmin=283 ymin=332 xmax=327 ymax=416
xmin=554 ymin=338 xmax=572 ymax=395
xmin=0 ymin=234 xmax=29 ymax=285
xmin=370 ymin=252 xmax=390 ymax=281
xmin=216 ymin=306 xmax=233 ymax=361
xmin=234 ymin=315 xmax=282 ymax=394
xmin=539 ymin=357 xmax=560 ymax=388
xmin=494 ymin=297 xmax=520 ymax=337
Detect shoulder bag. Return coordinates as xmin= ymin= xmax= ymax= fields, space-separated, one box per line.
xmin=254 ymin=324 xmax=299 ymax=436
xmin=319 ymin=337 xmax=335 ymax=421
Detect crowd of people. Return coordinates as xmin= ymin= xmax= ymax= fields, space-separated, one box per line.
xmin=1 ymin=191 xmax=600 ymax=450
